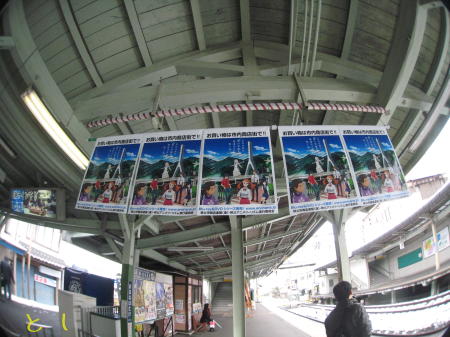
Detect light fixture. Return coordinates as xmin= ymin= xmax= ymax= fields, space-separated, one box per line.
xmin=167 ymin=246 xmax=214 ymax=252
xmin=21 ymin=89 xmax=89 ymax=170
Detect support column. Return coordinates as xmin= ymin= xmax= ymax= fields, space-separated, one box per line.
xmin=391 ymin=290 xmax=396 ymax=304
xmin=430 ymin=279 xmax=438 ymax=296
xmin=430 ymin=219 xmax=440 ymax=271
xmin=330 ymin=210 xmax=351 ymax=282
xmin=120 ymin=217 xmax=136 ymax=337
xmin=230 ymin=216 xmax=246 ymax=337
xmin=13 ymin=252 xmax=17 ymax=296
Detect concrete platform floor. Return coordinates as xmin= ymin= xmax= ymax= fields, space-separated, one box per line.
xmin=177 ymin=303 xmax=323 ymax=337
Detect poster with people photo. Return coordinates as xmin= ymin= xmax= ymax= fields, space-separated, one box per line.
xmin=129 ymin=130 xmax=201 ymax=216
xmin=133 ymin=268 xmax=157 ymax=323
xmin=76 ymin=135 xmax=142 ymax=213
xmin=279 ymin=126 xmax=359 ymax=214
xmin=341 ymin=126 xmax=408 ymax=206
xmin=156 ymin=282 xmax=166 ymax=319
xmin=198 ymin=127 xmax=277 ymax=215
xmin=164 ymin=283 xmax=174 ymax=316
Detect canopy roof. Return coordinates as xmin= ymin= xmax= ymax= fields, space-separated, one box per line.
xmin=0 ymin=0 xmax=448 ymax=278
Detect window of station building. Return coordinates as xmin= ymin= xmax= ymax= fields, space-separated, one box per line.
xmin=192 ymin=285 xmax=201 ymax=304
xmin=37 ymin=227 xmax=61 ymax=251
xmin=27 ymin=223 xmax=37 ymax=241
xmin=4 ymin=218 xmax=28 ymax=238
xmin=329 ymin=279 xmax=334 ymax=287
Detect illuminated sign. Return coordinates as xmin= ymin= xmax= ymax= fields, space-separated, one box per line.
xmin=11 ymin=188 xmax=65 ymax=220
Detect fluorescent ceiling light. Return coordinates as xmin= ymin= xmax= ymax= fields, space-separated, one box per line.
xmin=21 ymin=89 xmax=89 ymax=170
xmin=167 ymin=247 xmax=214 ymax=252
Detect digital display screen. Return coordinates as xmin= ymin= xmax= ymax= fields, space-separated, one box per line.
xmin=11 ymin=188 xmax=62 ymax=219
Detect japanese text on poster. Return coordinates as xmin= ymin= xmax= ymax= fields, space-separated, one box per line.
xmin=198 ymin=127 xmax=278 ymax=215
xmin=129 ymin=130 xmax=201 ymax=216
xmin=342 ymin=126 xmax=408 ymax=206
xmin=279 ymin=126 xmax=359 ymax=214
xmin=76 ymin=135 xmax=142 ymax=213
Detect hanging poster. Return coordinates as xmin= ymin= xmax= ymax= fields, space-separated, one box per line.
xmin=198 ymin=127 xmax=277 ymax=215
xmin=134 ymin=268 xmax=157 ymax=323
xmin=342 ymin=126 xmax=408 ymax=206
xmin=76 ymin=135 xmax=142 ymax=213
xmin=129 ymin=130 xmax=201 ymax=216
xmin=164 ymin=283 xmax=174 ymax=315
xmin=437 ymin=227 xmax=449 ymax=252
xmin=156 ymin=282 xmax=166 ymax=319
xmin=279 ymin=126 xmax=359 ymax=214
xmin=423 ymin=237 xmax=436 ymax=258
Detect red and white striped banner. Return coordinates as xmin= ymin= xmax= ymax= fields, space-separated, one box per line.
xmin=86 ymin=102 xmax=385 ymax=128
xmin=307 ymin=102 xmax=385 ymax=114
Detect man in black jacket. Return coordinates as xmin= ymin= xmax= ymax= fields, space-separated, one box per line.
xmin=324 ymin=281 xmax=372 ymax=337
xmin=0 ymin=257 xmax=14 ymax=300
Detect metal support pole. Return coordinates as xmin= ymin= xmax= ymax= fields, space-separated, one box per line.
xmin=12 ymin=252 xmax=17 ymax=296
xmin=430 ymin=219 xmax=440 ymax=271
xmin=120 ymin=217 xmax=136 ymax=337
xmin=391 ymin=290 xmax=396 ymax=304
xmin=231 ymin=215 xmax=246 ymax=337
xmin=331 ymin=210 xmax=351 ymax=282
xmin=430 ymin=279 xmax=438 ymax=296
xmin=27 ymin=250 xmax=31 ymax=299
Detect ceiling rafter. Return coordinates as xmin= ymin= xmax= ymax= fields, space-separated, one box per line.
xmin=322 ymin=0 xmax=358 ymax=125
xmin=203 ymin=254 xmax=285 ymax=277
xmin=73 ymin=42 xmax=241 ymax=103
xmin=199 ymin=244 xmax=292 ymax=270
xmin=58 ymin=0 xmax=103 ymax=87
xmin=288 ymin=0 xmax=299 ymax=75
xmin=0 ymin=36 xmax=14 ymax=49
xmin=75 ymin=76 xmax=378 ymax=120
xmin=362 ymin=0 xmax=428 ymax=125
xmin=394 ymin=7 xmax=450 ymax=153
xmin=190 ymin=0 xmax=206 ymax=51
xmin=123 ymin=0 xmax=153 ymax=67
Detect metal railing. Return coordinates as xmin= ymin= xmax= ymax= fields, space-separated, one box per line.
xmin=284 ymin=290 xmax=450 ymax=336
xmin=82 ymin=306 xmax=120 ymax=320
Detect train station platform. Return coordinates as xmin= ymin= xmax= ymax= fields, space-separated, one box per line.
xmin=176 ymin=302 xmax=325 ymax=337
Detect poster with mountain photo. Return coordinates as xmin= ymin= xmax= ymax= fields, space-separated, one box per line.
xmin=128 ymin=130 xmax=202 ymax=216
xmin=279 ymin=126 xmax=359 ymax=214
xmin=76 ymin=135 xmax=142 ymax=213
xmin=341 ymin=126 xmax=408 ymax=206
xmin=198 ymin=127 xmax=277 ymax=215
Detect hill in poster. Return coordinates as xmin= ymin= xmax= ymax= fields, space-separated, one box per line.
xmin=202 ymin=154 xmax=272 ymax=179
xmin=285 ymin=152 xmax=348 ymax=177
xmin=349 ymin=150 xmax=397 ymax=172
xmin=137 ymin=156 xmax=199 ymax=180
xmin=85 ymin=160 xmax=136 ymax=180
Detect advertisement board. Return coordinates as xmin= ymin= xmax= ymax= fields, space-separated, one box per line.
xmin=76 ymin=135 xmax=142 ymax=213
xmin=133 ymin=268 xmax=157 ymax=323
xmin=11 ymin=188 xmax=65 ymax=220
xmin=341 ymin=126 xmax=408 ymax=206
xmin=198 ymin=127 xmax=277 ymax=215
xmin=129 ymin=130 xmax=201 ymax=216
xmin=279 ymin=126 xmax=359 ymax=214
